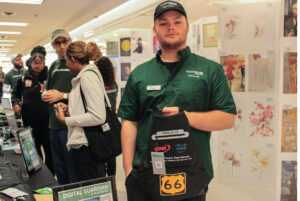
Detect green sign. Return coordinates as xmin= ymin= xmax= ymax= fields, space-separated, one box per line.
xmin=58 ymin=181 xmax=113 ymax=201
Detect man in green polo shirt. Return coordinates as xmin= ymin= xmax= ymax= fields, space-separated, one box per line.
xmin=42 ymin=28 xmax=77 ymax=185
xmin=118 ymin=1 xmax=236 ymax=201
xmin=3 ymin=54 xmax=26 ymax=94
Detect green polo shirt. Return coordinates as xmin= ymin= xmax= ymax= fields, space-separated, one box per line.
xmin=118 ymin=47 xmax=236 ymax=183
xmin=3 ymin=68 xmax=26 ymax=90
xmin=46 ymin=59 xmax=74 ymax=129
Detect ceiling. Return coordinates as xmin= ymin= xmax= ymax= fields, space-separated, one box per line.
xmin=0 ymin=0 xmax=219 ymax=63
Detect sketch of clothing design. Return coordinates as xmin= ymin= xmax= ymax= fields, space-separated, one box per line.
xmin=231 ymin=68 xmax=243 ymax=92
xmin=250 ymin=58 xmax=272 ymax=92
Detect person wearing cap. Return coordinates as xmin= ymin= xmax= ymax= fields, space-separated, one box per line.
xmin=3 ymin=54 xmax=26 ymax=94
xmin=11 ymin=49 xmax=54 ymax=175
xmin=0 ymin=66 xmax=5 ymax=101
xmin=42 ymin=28 xmax=77 ymax=185
xmin=118 ymin=1 xmax=236 ymax=201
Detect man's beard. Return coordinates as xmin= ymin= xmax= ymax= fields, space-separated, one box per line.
xmin=14 ymin=63 xmax=23 ymax=69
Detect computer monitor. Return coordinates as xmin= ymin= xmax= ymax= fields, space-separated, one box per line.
xmin=52 ymin=176 xmax=118 ymax=201
xmin=17 ymin=127 xmax=42 ymax=175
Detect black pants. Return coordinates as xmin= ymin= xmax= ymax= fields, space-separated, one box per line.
xmin=125 ymin=173 xmax=208 ymax=201
xmin=71 ymin=146 xmax=106 ymax=182
xmin=23 ymin=116 xmax=54 ymax=175
xmin=106 ymin=157 xmax=116 ymax=176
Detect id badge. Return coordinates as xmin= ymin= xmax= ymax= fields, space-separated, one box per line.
xmin=151 ymin=152 xmax=166 ymax=175
xmin=25 ymin=80 xmax=32 ymax=87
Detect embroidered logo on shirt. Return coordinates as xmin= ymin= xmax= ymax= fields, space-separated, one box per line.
xmin=186 ymin=70 xmax=203 ymax=78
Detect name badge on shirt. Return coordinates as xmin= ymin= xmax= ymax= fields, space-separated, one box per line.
xmin=25 ymin=80 xmax=32 ymax=87
xmin=151 ymin=151 xmax=166 ymax=175
xmin=147 ymin=85 xmax=161 ymax=91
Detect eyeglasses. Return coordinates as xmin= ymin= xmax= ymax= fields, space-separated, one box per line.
xmin=32 ymin=61 xmax=44 ymax=65
xmin=53 ymin=39 xmax=69 ymax=46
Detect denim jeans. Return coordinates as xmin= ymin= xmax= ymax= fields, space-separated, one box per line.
xmin=49 ymin=129 xmax=78 ymax=184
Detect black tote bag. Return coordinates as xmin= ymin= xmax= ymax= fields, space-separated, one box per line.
xmin=79 ymin=70 xmax=122 ymax=163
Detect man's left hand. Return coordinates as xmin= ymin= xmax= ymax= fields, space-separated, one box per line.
xmin=161 ymin=107 xmax=179 ymax=116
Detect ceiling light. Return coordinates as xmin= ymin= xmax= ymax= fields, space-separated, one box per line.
xmin=0 ymin=0 xmax=44 ymax=4
xmin=0 ymin=40 xmax=16 ymax=42
xmin=0 ymin=44 xmax=13 ymax=46
xmin=0 ymin=31 xmax=21 ymax=35
xmin=0 ymin=22 xmax=28 ymax=27
xmin=0 ymin=50 xmax=9 ymax=53
xmin=83 ymin=31 xmax=94 ymax=38
xmin=0 ymin=48 xmax=11 ymax=50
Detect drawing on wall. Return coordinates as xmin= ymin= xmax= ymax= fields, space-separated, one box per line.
xmin=121 ymin=63 xmax=131 ymax=81
xmin=283 ymin=52 xmax=297 ymax=94
xmin=106 ymin=41 xmax=118 ymax=57
xmin=153 ymin=35 xmax=160 ymax=54
xmin=253 ymin=16 xmax=266 ymax=38
xmin=284 ymin=0 xmax=297 ymax=37
xmin=203 ymin=23 xmax=218 ymax=47
xmin=224 ymin=16 xmax=242 ymax=40
xmin=281 ymin=105 xmax=297 ymax=152
xmin=234 ymin=108 xmax=243 ymax=132
xmin=131 ymin=30 xmax=152 ymax=58
xmin=248 ymin=53 xmax=275 ymax=92
xmin=244 ymin=143 xmax=276 ymax=185
xmin=220 ymin=54 xmax=245 ymax=92
xmin=120 ymin=37 xmax=131 ymax=56
xmin=281 ymin=161 xmax=297 ymax=201
xmin=250 ymin=148 xmax=270 ymax=181
xmin=249 ymin=101 xmax=275 ymax=138
xmin=222 ymin=151 xmax=242 ymax=178
xmin=218 ymin=141 xmax=243 ymax=179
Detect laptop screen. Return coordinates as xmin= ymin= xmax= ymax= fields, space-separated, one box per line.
xmin=17 ymin=127 xmax=42 ymax=173
xmin=1 ymin=98 xmax=12 ymax=110
xmin=52 ymin=176 xmax=118 ymax=201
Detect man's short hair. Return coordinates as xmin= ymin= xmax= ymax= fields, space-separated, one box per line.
xmin=154 ymin=0 xmax=187 ymax=21
xmin=51 ymin=28 xmax=70 ymax=42
xmin=11 ymin=53 xmax=23 ymax=63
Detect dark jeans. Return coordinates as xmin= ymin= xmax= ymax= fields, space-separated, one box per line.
xmin=23 ymin=117 xmax=54 ymax=175
xmin=71 ymin=146 xmax=106 ymax=182
xmin=49 ymin=129 xmax=78 ymax=184
xmin=125 ymin=173 xmax=208 ymax=201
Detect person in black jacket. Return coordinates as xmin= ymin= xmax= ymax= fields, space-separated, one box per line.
xmin=11 ymin=51 xmax=54 ymax=174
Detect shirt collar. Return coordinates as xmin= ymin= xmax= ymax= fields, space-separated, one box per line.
xmin=155 ymin=46 xmax=191 ymax=63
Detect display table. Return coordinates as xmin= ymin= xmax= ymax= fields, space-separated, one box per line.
xmin=0 ymin=150 xmax=58 ymax=201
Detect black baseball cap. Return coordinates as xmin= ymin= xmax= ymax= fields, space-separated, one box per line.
xmin=154 ymin=0 xmax=187 ymax=21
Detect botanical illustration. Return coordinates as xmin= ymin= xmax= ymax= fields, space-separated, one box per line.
xmin=283 ymin=52 xmax=297 ymax=94
xmin=233 ymin=108 xmax=242 ymax=132
xmin=249 ymin=101 xmax=275 ymax=138
xmin=281 ymin=161 xmax=297 ymax=201
xmin=222 ymin=151 xmax=242 ymax=178
xmin=250 ymin=148 xmax=270 ymax=181
xmin=281 ymin=106 xmax=297 ymax=152
xmin=248 ymin=53 xmax=274 ymax=92
xmin=220 ymin=55 xmax=245 ymax=92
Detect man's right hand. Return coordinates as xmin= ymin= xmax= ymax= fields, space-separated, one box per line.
xmin=13 ymin=104 xmax=21 ymax=115
xmin=42 ymin=89 xmax=64 ymax=103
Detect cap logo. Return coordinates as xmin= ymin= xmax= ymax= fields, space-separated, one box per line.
xmin=161 ymin=2 xmax=177 ymax=8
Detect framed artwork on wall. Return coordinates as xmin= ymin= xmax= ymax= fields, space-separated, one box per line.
xmin=203 ymin=23 xmax=218 ymax=47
